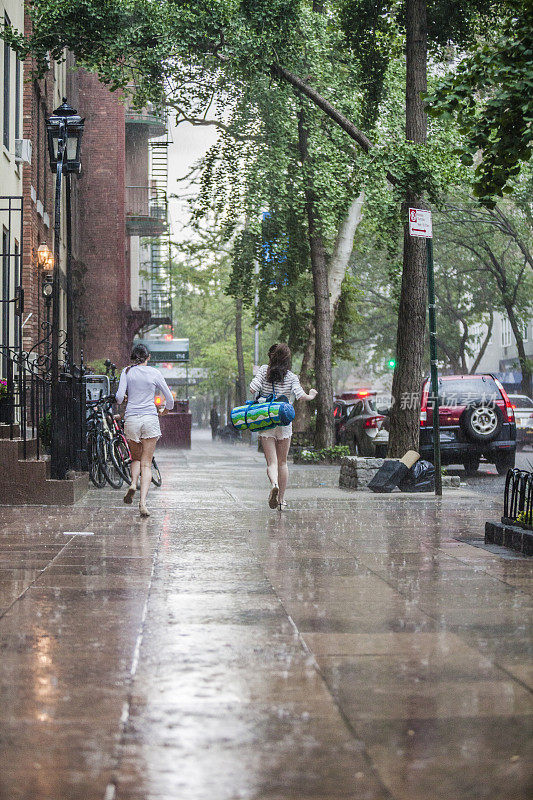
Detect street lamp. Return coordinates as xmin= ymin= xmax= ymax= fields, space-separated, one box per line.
xmin=45 ymin=98 xmax=84 ymax=479
xmin=46 ymin=99 xmax=84 ymax=174
xmin=37 ymin=242 xmax=54 ymax=271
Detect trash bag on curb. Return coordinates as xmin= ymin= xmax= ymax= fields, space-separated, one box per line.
xmin=368 ymin=460 xmax=410 ymax=493
xmin=399 ymin=460 xmax=435 ymax=492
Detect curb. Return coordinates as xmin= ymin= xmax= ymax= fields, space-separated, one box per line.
xmin=485 ymin=521 xmax=533 ymax=556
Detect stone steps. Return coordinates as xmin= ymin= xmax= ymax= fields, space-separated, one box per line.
xmin=0 ymin=434 xmax=88 ymax=505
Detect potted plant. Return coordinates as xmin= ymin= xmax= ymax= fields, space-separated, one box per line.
xmin=0 ymin=378 xmax=13 ymax=424
xmin=39 ymin=412 xmax=52 ymax=453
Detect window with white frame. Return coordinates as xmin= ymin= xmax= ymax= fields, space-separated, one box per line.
xmin=501 ymin=317 xmax=512 ymax=348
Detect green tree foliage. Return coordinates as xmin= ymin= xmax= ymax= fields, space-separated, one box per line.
xmin=170 ymin=224 xmax=255 ymax=399
xmin=425 ymin=1 xmax=533 ymax=206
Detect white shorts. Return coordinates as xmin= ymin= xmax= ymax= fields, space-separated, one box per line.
xmin=259 ymin=423 xmax=292 ymax=440
xmin=124 ymin=414 xmax=161 ymax=443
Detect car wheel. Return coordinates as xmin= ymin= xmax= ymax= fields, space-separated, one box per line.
xmin=348 ymin=438 xmax=357 ymax=455
xmin=460 ymin=402 xmax=503 ymax=443
xmin=494 ymin=451 xmax=515 ymax=476
xmin=375 ymin=444 xmax=388 ymax=459
xmin=463 ymin=456 xmax=480 ymax=477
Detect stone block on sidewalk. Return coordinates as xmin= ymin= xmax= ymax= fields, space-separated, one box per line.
xmin=339 ymin=456 xmax=386 ymax=489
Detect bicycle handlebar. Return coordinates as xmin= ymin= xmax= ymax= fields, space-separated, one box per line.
xmin=86 ymin=395 xmax=116 ymax=407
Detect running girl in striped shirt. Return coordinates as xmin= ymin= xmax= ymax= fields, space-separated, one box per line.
xmin=250 ymin=343 xmax=317 ymax=510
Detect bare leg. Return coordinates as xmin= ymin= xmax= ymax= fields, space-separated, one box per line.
xmin=124 ymin=440 xmax=141 ymax=503
xmin=261 ymin=436 xmax=278 ymax=487
xmin=139 ymin=437 xmax=158 ymax=514
xmin=275 ymin=437 xmax=291 ymax=503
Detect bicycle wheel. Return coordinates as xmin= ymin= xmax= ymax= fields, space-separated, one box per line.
xmin=151 ymin=457 xmax=162 ymax=487
xmin=98 ymin=433 xmax=124 ymax=489
xmin=88 ymin=431 xmax=106 ymax=488
xmin=112 ymin=436 xmax=132 ymax=484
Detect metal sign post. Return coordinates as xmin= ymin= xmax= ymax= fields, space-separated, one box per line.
xmin=409 ymin=208 xmax=442 ymax=497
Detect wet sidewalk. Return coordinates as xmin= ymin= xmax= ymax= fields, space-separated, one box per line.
xmin=0 ymin=431 xmax=531 ymax=800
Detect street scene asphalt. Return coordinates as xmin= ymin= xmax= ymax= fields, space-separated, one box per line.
xmin=0 ymin=431 xmax=532 ymax=800
xmin=450 ymin=448 xmax=533 ymax=495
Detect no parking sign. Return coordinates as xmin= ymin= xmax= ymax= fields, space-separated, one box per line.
xmin=408 ymin=207 xmax=432 ymax=238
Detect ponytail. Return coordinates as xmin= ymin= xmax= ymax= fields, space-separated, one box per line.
xmin=126 ymin=343 xmax=150 ymax=373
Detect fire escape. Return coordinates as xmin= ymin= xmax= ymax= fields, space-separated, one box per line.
xmin=139 ymin=131 xmax=173 ymax=334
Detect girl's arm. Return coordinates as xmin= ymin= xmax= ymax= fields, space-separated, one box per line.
xmin=249 ymin=364 xmax=266 ymax=395
xmin=115 ymin=370 xmax=127 ymax=405
xmin=292 ymin=373 xmax=317 ymax=402
xmin=299 ymin=388 xmax=317 ymax=402
xmin=156 ymin=374 xmax=175 ymax=412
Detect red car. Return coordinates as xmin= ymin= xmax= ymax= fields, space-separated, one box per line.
xmin=419 ymin=374 xmax=516 ymax=475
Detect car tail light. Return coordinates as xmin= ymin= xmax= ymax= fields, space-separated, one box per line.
xmin=493 ymin=377 xmax=515 ymax=422
xmin=364 ymin=415 xmax=385 ymax=429
xmin=420 ymin=383 xmax=429 ymax=426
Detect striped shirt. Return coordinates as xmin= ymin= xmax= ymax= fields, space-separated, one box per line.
xmin=249 ymin=364 xmax=305 ymax=402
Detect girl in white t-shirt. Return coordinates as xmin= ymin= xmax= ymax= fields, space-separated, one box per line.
xmin=250 ymin=343 xmax=317 ymax=510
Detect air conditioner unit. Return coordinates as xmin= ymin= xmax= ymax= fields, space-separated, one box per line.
xmin=15 ymin=139 xmax=32 ymax=165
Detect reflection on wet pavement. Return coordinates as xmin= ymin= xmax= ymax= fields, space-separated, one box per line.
xmin=0 ymin=431 xmax=531 ymax=799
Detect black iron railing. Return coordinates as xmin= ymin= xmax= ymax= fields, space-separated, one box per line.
xmin=0 ymin=321 xmax=87 ymax=473
xmin=503 ymin=469 xmax=533 ymax=530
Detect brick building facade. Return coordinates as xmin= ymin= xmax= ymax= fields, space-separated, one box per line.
xmin=1 ymin=4 xmax=165 ymax=379
xmin=73 ymin=71 xmax=129 ymax=366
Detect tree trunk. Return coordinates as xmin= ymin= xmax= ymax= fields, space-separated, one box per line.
xmin=226 ymin=385 xmax=233 ymax=425
xmin=470 ymin=312 xmax=493 ymax=373
xmin=235 ymin=297 xmax=246 ymax=405
xmin=298 ymin=108 xmax=335 ymax=448
xmin=293 ymin=194 xmax=364 ymax=435
xmin=293 ymin=320 xmax=315 ymax=433
xmin=504 ymin=305 xmax=532 ymax=396
xmin=388 ymin=0 xmax=428 ymax=458
xmin=329 ymin=192 xmax=365 ymax=317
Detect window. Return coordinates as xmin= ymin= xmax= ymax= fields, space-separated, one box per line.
xmin=35 ymin=92 xmax=40 ymax=197
xmin=501 ymin=317 xmax=512 ymax=348
xmin=348 ymin=401 xmax=364 ymax=419
xmin=524 ymin=322 xmax=529 ymax=342
xmin=3 ymin=14 xmax=11 ymax=149
xmin=14 ymin=57 xmax=20 ymax=141
xmin=2 ymin=229 xmax=9 ymax=359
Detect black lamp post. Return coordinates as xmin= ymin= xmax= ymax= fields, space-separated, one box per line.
xmin=46 ymin=99 xmax=84 ymax=479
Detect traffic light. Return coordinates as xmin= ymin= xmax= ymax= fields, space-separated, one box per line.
xmin=387 ymin=358 xmax=396 ymax=370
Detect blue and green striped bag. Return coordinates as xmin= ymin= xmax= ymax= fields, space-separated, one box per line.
xmin=231 ymin=384 xmax=295 ymax=432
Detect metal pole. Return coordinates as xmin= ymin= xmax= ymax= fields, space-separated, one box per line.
xmin=426 ymin=237 xmax=442 ymax=496
xmin=50 ymin=131 xmax=64 ymax=480
xmin=66 ymin=172 xmax=74 ymax=365
xmin=254 ymin=260 xmax=259 ymax=366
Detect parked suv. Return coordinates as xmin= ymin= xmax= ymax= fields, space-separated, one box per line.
xmin=420 ymin=374 xmax=516 ymax=475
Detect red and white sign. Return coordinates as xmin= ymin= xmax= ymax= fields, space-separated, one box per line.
xmin=408 ymin=208 xmax=432 ymax=238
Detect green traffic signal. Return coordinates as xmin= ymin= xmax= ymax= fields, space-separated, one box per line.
xmin=387 ymin=358 xmax=396 ymax=369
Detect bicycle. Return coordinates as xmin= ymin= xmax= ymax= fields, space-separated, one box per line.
xmin=86 ymin=397 xmax=124 ymax=489
xmin=109 ymin=414 xmax=163 ymax=488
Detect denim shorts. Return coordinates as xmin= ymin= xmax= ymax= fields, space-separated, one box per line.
xmin=124 ymin=414 xmax=161 ymax=442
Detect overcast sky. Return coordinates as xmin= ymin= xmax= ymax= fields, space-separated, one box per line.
xmin=167 ymin=120 xmax=218 ymax=240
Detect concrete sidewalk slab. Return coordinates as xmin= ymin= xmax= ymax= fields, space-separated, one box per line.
xmin=0 ymin=430 xmax=531 ymax=800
